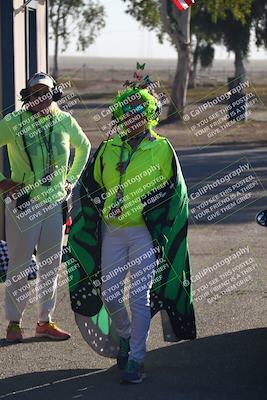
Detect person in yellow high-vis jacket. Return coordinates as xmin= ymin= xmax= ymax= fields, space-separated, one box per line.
xmin=0 ymin=72 xmax=91 ymax=342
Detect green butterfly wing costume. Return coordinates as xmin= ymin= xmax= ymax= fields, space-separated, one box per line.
xmin=66 ymin=139 xmax=197 ymax=358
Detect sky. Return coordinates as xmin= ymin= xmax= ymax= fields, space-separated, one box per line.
xmin=49 ymin=0 xmax=267 ymax=60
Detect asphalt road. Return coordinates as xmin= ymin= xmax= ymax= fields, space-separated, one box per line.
xmin=0 ymin=143 xmax=266 ymax=400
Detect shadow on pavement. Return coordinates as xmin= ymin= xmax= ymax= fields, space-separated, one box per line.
xmin=0 ymin=336 xmax=64 ymax=348
xmin=0 ymin=328 xmax=266 ymax=400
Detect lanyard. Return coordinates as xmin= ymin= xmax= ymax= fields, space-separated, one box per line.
xmin=34 ymin=114 xmax=54 ymax=173
xmin=19 ymin=113 xmax=54 ymax=188
xmin=117 ymin=133 xmax=146 ymax=189
xmin=19 ymin=114 xmax=35 ymax=183
xmin=109 ymin=133 xmax=146 ymax=218
xmin=34 ymin=114 xmax=53 ymax=154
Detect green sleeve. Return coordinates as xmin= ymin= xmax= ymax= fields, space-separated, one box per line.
xmin=0 ymin=116 xmax=12 ymax=182
xmin=159 ymin=140 xmax=174 ymax=182
xmin=66 ymin=116 xmax=91 ymax=187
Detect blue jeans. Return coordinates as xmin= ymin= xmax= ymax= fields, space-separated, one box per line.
xmin=101 ymin=222 xmax=157 ymax=362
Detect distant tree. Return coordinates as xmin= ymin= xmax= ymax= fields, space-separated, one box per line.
xmin=159 ymin=1 xmax=192 ymax=118
xmin=122 ymin=0 xmax=254 ymax=120
xmin=189 ymin=6 xmax=219 ymax=88
xmin=190 ymin=5 xmax=251 ymax=87
xmin=253 ymin=0 xmax=267 ymax=49
xmin=122 ymin=0 xmax=164 ymax=40
xmin=49 ymin=0 xmax=106 ymax=78
xmin=220 ymin=12 xmax=251 ymax=83
xmin=191 ymin=0 xmax=266 ymax=87
xmin=123 ymin=0 xmax=192 ymax=119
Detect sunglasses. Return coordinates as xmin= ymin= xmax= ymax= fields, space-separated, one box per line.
xmin=122 ymin=103 xmax=146 ymax=115
xmin=31 ymin=89 xmax=52 ymax=98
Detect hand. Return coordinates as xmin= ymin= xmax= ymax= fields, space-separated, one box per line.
xmin=0 ymin=179 xmax=24 ymax=196
xmin=65 ymin=181 xmax=73 ymax=197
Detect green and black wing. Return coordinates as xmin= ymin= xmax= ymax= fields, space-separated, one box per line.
xmin=66 ymin=144 xmax=120 ymax=357
xmin=141 ymin=141 xmax=197 ymax=341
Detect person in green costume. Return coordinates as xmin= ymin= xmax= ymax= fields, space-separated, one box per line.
xmin=67 ymin=68 xmax=196 ymax=384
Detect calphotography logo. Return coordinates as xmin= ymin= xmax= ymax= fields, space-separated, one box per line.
xmin=172 ymin=0 xmax=196 ymax=11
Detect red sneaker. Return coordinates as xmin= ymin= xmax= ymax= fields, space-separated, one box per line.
xmin=6 ymin=322 xmax=23 ymax=343
xmin=35 ymin=322 xmax=71 ymax=341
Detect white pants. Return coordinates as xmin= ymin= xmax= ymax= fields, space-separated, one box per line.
xmin=101 ymin=222 xmax=157 ymax=363
xmin=4 ymin=198 xmax=65 ymax=323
